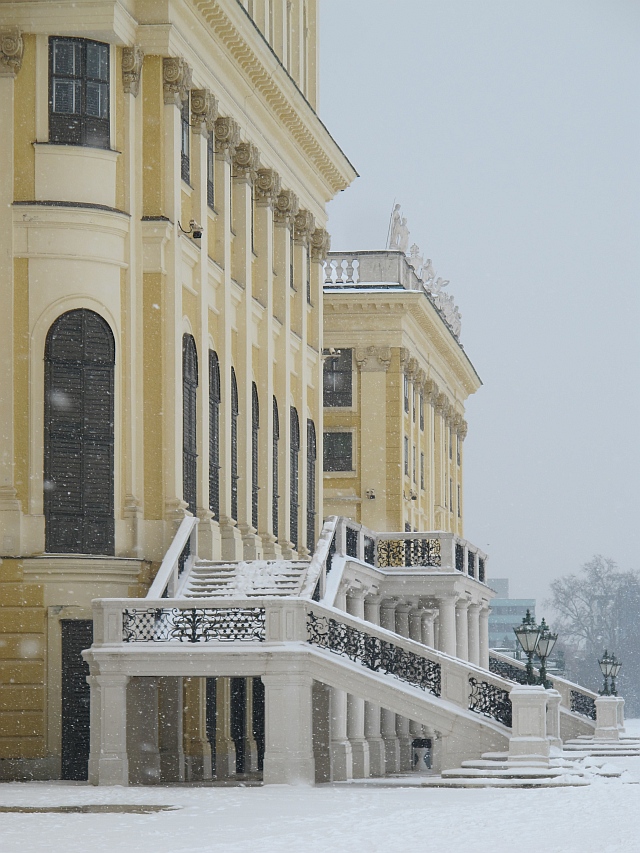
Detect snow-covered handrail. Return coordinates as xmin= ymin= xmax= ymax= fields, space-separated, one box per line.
xmin=299 ymin=515 xmax=338 ymax=599
xmin=147 ymin=516 xmax=198 ymax=599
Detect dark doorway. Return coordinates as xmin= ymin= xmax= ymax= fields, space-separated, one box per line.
xmin=61 ymin=620 xmax=93 ymax=780
xmin=44 ymin=310 xmax=115 ymax=554
xmin=205 ymin=677 xmax=217 ymax=774
xmin=230 ymin=677 xmax=246 ymax=773
xmin=252 ymin=676 xmax=265 ymax=771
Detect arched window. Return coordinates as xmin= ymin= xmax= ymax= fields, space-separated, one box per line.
xmin=306 ymin=419 xmax=316 ymax=553
xmin=252 ymin=383 xmax=259 ymax=530
xmin=290 ymin=406 xmax=300 ymax=549
xmin=44 ymin=309 xmax=115 ymax=554
xmin=231 ymin=368 xmax=239 ymax=521
xmin=272 ymin=397 xmax=279 ymax=539
xmin=182 ymin=335 xmax=198 ymax=518
xmin=209 ymin=350 xmax=220 ymax=520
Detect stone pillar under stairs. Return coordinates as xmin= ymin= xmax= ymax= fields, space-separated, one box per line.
xmin=346 ymin=589 xmax=370 ymax=778
xmin=380 ymin=599 xmax=400 ymax=773
xmin=364 ymin=596 xmax=386 ymax=777
xmin=330 ymin=586 xmax=353 ymax=780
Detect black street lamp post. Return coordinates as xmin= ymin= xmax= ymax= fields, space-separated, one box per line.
xmin=513 ymin=610 xmax=558 ymax=687
xmin=599 ymin=651 xmax=622 ymax=696
xmin=513 ymin=610 xmax=541 ymax=685
xmin=536 ymin=618 xmax=558 ymax=689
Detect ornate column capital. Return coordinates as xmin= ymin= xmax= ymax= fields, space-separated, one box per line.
xmin=293 ymin=209 xmax=315 ymax=244
xmin=122 ymin=45 xmax=144 ymax=96
xmin=435 ymin=392 xmax=449 ymax=415
xmin=310 ymin=227 xmax=330 ymax=262
xmin=191 ymin=88 xmax=218 ymax=136
xmin=273 ymin=189 xmax=299 ymax=226
xmin=255 ymin=168 xmax=281 ymax=206
xmin=354 ymin=345 xmax=391 ymax=373
xmin=162 ymin=57 xmax=192 ymax=106
xmin=424 ymin=378 xmax=439 ymax=405
xmin=233 ymin=140 xmax=260 ymax=180
xmin=0 ymin=28 xmax=23 ymax=78
xmin=214 ymin=115 xmax=240 ymax=157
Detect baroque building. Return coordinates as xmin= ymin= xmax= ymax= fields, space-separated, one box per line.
xmin=322 ymin=248 xmax=479 ymax=536
xmin=0 ymin=0 xmax=355 ymax=780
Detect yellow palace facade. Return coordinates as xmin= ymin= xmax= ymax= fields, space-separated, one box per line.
xmin=0 ymin=0 xmax=355 ymax=780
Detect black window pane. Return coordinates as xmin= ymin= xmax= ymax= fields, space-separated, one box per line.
xmin=323 ymin=432 xmax=352 ymax=472
xmin=86 ymin=42 xmax=108 ymax=80
xmin=86 ymin=81 xmax=108 ymax=118
xmin=53 ymin=40 xmax=80 ymax=76
xmin=323 ymin=348 xmax=352 ymax=407
xmin=53 ymin=79 xmax=81 ymax=114
xmin=49 ymin=37 xmax=110 ymax=148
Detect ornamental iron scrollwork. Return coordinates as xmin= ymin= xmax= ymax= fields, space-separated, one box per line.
xmin=376 ymin=538 xmax=441 ymax=568
xmin=468 ymin=676 xmax=512 ymax=727
xmin=122 ymin=607 xmax=266 ymax=643
xmin=307 ymin=612 xmax=441 ymax=697
xmin=570 ymin=690 xmax=597 ymax=721
xmin=489 ymin=656 xmax=529 ymax=685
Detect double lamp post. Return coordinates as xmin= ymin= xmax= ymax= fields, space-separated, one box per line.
xmin=513 ymin=610 xmax=558 ymax=688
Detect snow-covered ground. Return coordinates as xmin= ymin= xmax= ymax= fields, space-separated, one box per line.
xmin=2 ymin=721 xmax=640 ymax=853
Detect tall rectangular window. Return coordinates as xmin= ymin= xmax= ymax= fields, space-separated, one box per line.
xmin=207 ymin=130 xmax=215 ymax=209
xmin=404 ymin=375 xmax=409 ymax=413
xmin=404 ymin=436 xmax=409 ymax=476
xmin=181 ymin=95 xmax=190 ymax=184
xmin=49 ymin=38 xmax=110 ymax=149
xmin=450 ymin=478 xmax=453 ymax=512
xmin=323 ymin=432 xmax=352 ymax=472
xmin=412 ymin=446 xmax=416 ymax=483
xmin=419 ymin=391 xmax=424 ymax=431
xmin=457 ymin=435 xmax=461 ymax=466
xmin=420 ymin=452 xmax=425 ymax=490
xmin=457 ymin=484 xmax=461 ymax=517
xmin=323 ymin=348 xmax=352 ymax=407
xmin=306 ymin=245 xmax=312 ymax=304
xmin=412 ymin=386 xmax=416 ymax=423
xmin=449 ymin=429 xmax=453 ymax=460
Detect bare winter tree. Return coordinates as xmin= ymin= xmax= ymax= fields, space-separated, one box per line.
xmin=548 ymin=555 xmax=640 ymax=713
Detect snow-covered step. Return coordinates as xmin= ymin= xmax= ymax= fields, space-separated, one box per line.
xmin=179 ymin=559 xmax=311 ymax=598
xmin=418 ymin=775 xmax=590 ymax=789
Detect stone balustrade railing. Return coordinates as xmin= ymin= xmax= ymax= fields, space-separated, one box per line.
xmin=90 ymin=596 xmax=513 ymax=730
xmin=332 ymin=517 xmax=488 ymax=583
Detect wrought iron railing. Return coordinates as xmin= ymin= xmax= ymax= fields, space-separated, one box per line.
xmin=377 ymin=537 xmax=442 ymax=568
xmin=489 ymin=655 xmax=530 ymax=685
xmin=122 ymin=607 xmax=266 ymax=643
xmin=307 ymin=612 xmax=441 ymax=697
xmin=570 ymin=690 xmax=597 ymax=721
xmin=468 ymin=676 xmax=512 ymax=727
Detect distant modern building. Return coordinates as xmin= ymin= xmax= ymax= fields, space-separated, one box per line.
xmin=488 ymin=579 xmax=536 ymax=652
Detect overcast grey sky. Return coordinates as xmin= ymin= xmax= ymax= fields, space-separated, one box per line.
xmin=320 ymin=0 xmax=640 ymax=606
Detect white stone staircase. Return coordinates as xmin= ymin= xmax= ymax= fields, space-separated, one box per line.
xmin=418 ymin=751 xmax=594 ymax=788
xmin=178 ymin=559 xmax=311 ymax=599
xmin=563 ymin=735 xmax=640 ymax=758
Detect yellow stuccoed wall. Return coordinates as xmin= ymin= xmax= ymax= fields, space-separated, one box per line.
xmin=0 ymin=560 xmax=46 ymax=761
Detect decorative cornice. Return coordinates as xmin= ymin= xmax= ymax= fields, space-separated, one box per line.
xmin=273 ymin=189 xmax=299 ymax=226
xmin=191 ymin=0 xmax=356 ymax=194
xmin=214 ymin=115 xmax=240 ymax=156
xmin=293 ymin=209 xmax=315 ymax=244
xmin=162 ymin=56 xmax=192 ymax=106
xmin=0 ymin=28 xmax=23 ymax=78
xmin=310 ymin=227 xmax=331 ymax=262
xmin=122 ymin=45 xmax=144 ymax=97
xmin=191 ymin=88 xmax=218 ymax=136
xmin=233 ymin=141 xmax=260 ymax=180
xmin=254 ymin=168 xmax=282 ymax=207
xmin=354 ymin=345 xmax=392 ymax=373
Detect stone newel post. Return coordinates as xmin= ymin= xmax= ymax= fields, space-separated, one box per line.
xmin=508 ymin=685 xmax=550 ymax=764
xmin=595 ymin=696 xmax=625 ymax=740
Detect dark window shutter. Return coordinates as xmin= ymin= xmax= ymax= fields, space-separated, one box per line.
xmin=290 ymin=407 xmax=300 ymax=549
xmin=231 ymin=368 xmax=239 ymax=521
xmin=251 ymin=383 xmax=259 ymax=530
xmin=44 ymin=309 xmax=114 ymax=555
xmin=209 ymin=351 xmax=221 ymax=520
xmin=306 ymin=419 xmax=316 ymax=553
xmin=272 ymin=397 xmax=279 ymax=539
xmin=182 ymin=335 xmax=198 ymax=519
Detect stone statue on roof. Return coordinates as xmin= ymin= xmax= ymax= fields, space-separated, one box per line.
xmin=388 ymin=203 xmax=410 ymax=253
